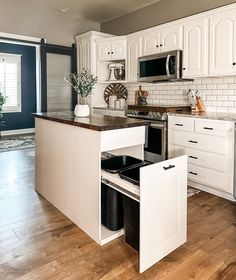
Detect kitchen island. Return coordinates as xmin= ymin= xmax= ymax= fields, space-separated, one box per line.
xmin=34 ymin=112 xmax=187 ymax=273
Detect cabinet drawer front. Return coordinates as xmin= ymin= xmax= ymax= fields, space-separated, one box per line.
xmin=188 ymin=164 xmax=229 ymax=193
xmin=168 ymin=116 xmax=194 ymax=132
xmin=169 ymin=144 xmax=228 ymax=173
xmin=195 ymin=119 xmax=233 ymax=137
xmin=168 ymin=130 xmax=229 ymax=155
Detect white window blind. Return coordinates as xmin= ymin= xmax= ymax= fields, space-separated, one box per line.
xmin=0 ymin=53 xmax=21 ymax=112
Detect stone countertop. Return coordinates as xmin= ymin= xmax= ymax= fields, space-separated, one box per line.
xmin=168 ymin=111 xmax=236 ymax=122
xmin=34 ymin=111 xmax=148 ymax=131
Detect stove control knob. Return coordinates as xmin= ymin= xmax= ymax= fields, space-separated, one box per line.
xmin=148 ymin=111 xmax=153 ymax=117
xmin=152 ymin=112 xmax=157 ymax=118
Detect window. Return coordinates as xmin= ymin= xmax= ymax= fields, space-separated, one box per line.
xmin=0 ymin=53 xmax=21 ymax=112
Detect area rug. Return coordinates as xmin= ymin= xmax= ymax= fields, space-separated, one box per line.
xmin=188 ymin=188 xmax=201 ymax=198
xmin=0 ymin=134 xmax=35 ymax=152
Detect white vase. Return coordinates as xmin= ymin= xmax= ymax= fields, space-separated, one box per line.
xmin=74 ymin=104 xmax=90 ymax=117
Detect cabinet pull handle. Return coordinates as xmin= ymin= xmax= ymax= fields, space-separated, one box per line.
xmin=163 ymin=164 xmax=175 ymax=170
xmin=183 ymin=67 xmax=186 ymax=70
xmin=175 ymin=123 xmax=183 ymax=126
xmin=189 ymin=140 xmax=198 ymax=144
xmin=189 ymin=171 xmax=197 ymax=176
xmin=111 ymin=52 xmax=114 ymax=54
xmin=189 ymin=156 xmax=197 ymax=159
xmin=203 ymin=127 xmax=213 ymax=130
xmin=156 ymin=45 xmax=159 ymax=48
xmin=233 ymin=62 xmax=236 ymax=66
xmin=108 ymin=52 xmax=110 ymax=54
xmin=160 ymin=44 xmax=163 ymax=47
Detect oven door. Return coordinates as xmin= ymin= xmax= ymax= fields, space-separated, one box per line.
xmin=144 ymin=121 xmax=167 ymax=163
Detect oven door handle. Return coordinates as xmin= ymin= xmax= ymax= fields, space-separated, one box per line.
xmin=150 ymin=123 xmax=165 ymax=129
xmin=144 ymin=125 xmax=149 ymax=149
xmin=166 ymin=54 xmax=171 ymax=77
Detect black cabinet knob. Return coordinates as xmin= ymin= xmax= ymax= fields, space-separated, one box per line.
xmin=160 ymin=44 xmax=163 ymax=47
xmin=111 ymin=52 xmax=114 ymax=54
xmin=108 ymin=52 xmax=110 ymax=54
xmin=156 ymin=45 xmax=159 ymax=48
xmin=183 ymin=67 xmax=186 ymax=70
xmin=233 ymin=62 xmax=236 ymax=66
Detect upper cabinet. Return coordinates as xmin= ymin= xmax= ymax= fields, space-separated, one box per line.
xmin=76 ymin=31 xmax=113 ymax=75
xmin=209 ymin=9 xmax=236 ymax=76
xmin=97 ymin=37 xmax=127 ymax=60
xmin=142 ymin=25 xmax=183 ymax=56
xmin=127 ymin=35 xmax=142 ymax=82
xmin=182 ymin=17 xmax=209 ymax=78
xmin=76 ymin=36 xmax=92 ymax=74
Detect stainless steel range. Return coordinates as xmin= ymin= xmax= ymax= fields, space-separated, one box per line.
xmin=127 ymin=105 xmax=191 ymax=163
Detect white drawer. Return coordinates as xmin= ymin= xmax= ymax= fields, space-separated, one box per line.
xmin=168 ymin=116 xmax=194 ymax=132
xmin=169 ymin=144 xmax=228 ymax=173
xmin=195 ymin=119 xmax=233 ymax=137
xmin=168 ymin=130 xmax=230 ymax=155
xmin=188 ymin=164 xmax=230 ymax=193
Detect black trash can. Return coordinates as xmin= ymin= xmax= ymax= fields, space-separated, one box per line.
xmin=101 ymin=183 xmax=124 ymax=231
xmin=123 ymin=195 xmax=140 ymax=251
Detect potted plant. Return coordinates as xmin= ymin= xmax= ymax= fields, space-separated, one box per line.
xmin=64 ymin=70 xmax=97 ymax=117
xmin=0 ymin=92 xmax=7 ymax=138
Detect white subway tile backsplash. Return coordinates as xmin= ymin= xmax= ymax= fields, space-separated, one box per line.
xmin=124 ymin=76 xmax=236 ymax=113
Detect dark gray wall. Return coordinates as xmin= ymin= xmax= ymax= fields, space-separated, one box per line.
xmin=101 ymin=0 xmax=236 ymax=35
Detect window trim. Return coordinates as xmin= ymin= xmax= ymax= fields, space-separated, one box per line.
xmin=0 ymin=53 xmax=22 ymax=113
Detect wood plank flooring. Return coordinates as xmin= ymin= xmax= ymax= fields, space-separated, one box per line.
xmin=0 ymin=148 xmax=236 ymax=279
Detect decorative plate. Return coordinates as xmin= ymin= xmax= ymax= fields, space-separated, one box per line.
xmin=104 ymin=83 xmax=128 ymax=104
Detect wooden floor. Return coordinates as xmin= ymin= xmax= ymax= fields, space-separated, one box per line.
xmin=0 ymin=149 xmax=236 ymax=280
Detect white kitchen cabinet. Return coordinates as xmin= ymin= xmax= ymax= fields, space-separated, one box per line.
xmin=209 ymin=8 xmax=236 ymax=76
xmin=127 ymin=35 xmax=142 ymax=82
xmin=97 ymin=37 xmax=127 ymax=60
xmin=76 ymin=31 xmax=113 ymax=75
xmin=101 ymin=155 xmax=187 ymax=273
xmin=142 ymin=25 xmax=183 ymax=56
xmin=168 ymin=115 xmax=235 ymax=200
xmin=182 ymin=17 xmax=209 ymax=77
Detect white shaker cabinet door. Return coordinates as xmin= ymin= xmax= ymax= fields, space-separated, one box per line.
xmin=209 ymin=9 xmax=236 ymax=75
xmin=183 ymin=18 xmax=209 ymax=77
xmin=142 ymin=29 xmax=160 ymax=56
xmin=111 ymin=39 xmax=127 ymax=60
xmin=160 ymin=25 xmax=183 ymax=53
xmin=139 ymin=155 xmax=187 ymax=273
xmin=127 ymin=36 xmax=142 ymax=82
xmin=97 ymin=41 xmax=112 ymax=60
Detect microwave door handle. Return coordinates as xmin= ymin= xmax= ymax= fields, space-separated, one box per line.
xmin=166 ymin=54 xmax=171 ymax=77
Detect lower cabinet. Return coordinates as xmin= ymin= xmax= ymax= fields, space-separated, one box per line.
xmin=168 ymin=116 xmax=235 ymax=200
xmin=101 ymin=155 xmax=187 ymax=273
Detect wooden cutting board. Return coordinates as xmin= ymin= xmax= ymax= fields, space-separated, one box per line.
xmin=135 ymin=85 xmax=149 ymax=105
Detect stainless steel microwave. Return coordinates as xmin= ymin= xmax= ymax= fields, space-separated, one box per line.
xmin=138 ymin=49 xmax=187 ymax=83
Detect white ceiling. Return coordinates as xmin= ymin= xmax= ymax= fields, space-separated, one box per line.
xmin=11 ymin=0 xmax=161 ymax=23
xmin=0 ymin=0 xmax=160 ymax=44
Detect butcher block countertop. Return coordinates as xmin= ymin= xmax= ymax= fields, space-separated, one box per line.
xmin=34 ymin=111 xmax=148 ymax=131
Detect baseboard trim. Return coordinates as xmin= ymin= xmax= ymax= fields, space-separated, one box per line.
xmin=1 ymin=128 xmax=35 ymax=136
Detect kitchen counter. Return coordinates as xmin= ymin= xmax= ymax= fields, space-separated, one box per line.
xmin=168 ymin=111 xmax=236 ymax=122
xmin=34 ymin=111 xmax=148 ymax=131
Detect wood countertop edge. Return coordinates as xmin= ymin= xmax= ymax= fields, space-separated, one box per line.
xmin=33 ymin=114 xmax=148 ymax=131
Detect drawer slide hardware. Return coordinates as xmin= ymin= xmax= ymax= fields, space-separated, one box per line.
xmin=163 ymin=164 xmax=175 ymax=170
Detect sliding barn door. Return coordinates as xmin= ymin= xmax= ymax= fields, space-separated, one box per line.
xmin=41 ymin=41 xmax=77 ymax=112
